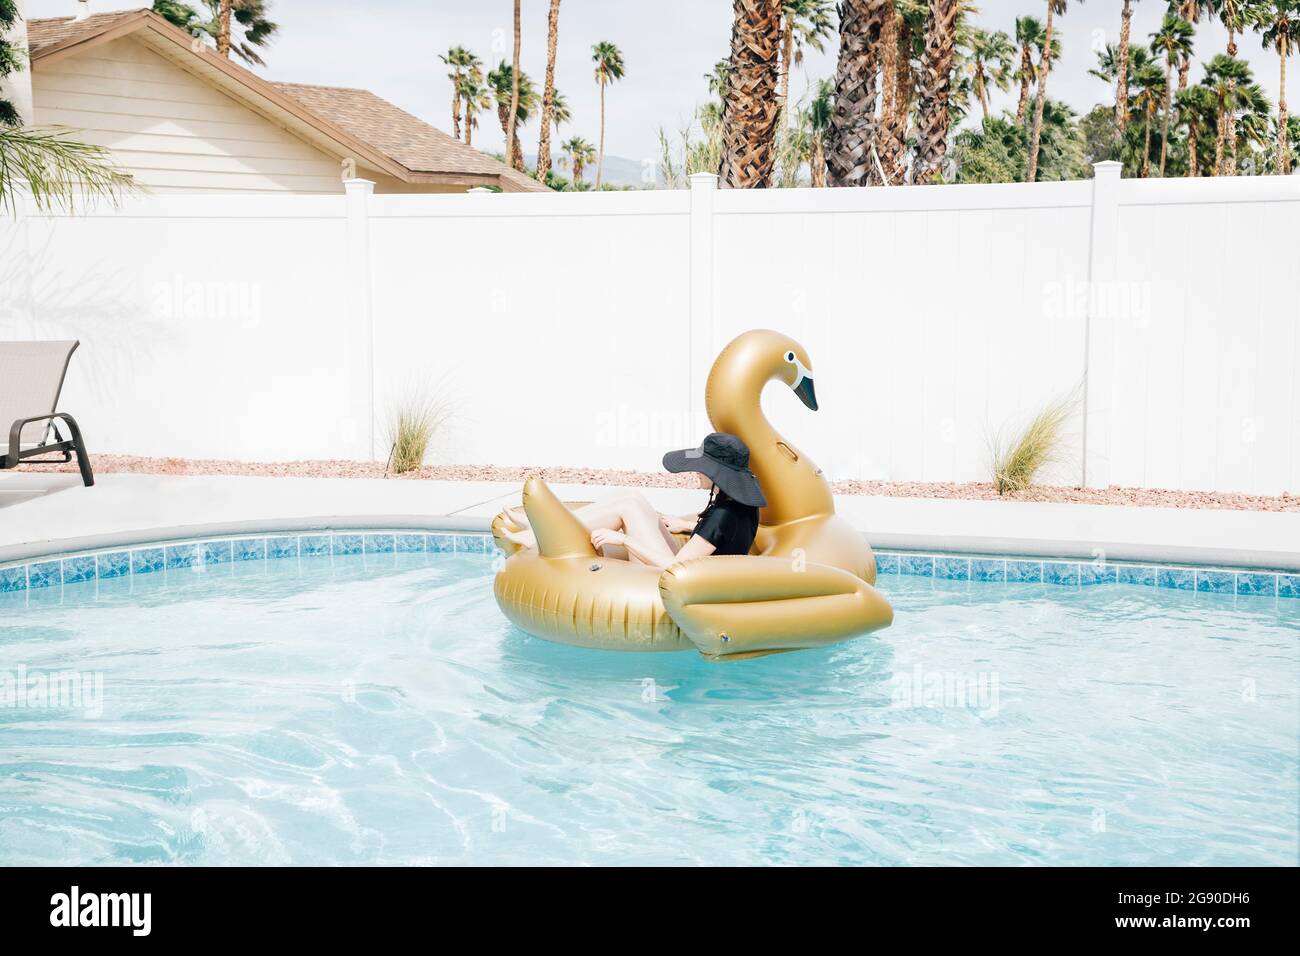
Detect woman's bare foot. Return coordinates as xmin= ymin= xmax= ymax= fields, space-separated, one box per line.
xmin=501 ymin=527 xmax=536 ymax=549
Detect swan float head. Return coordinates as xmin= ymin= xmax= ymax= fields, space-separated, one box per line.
xmin=705 ymin=330 xmax=834 ymax=525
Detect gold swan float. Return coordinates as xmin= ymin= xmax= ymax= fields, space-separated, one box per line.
xmin=491 ymin=329 xmax=893 ymax=660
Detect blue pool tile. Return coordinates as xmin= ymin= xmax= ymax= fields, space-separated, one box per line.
xmin=266 ymin=536 xmax=299 ymax=559
xmin=131 ymin=548 xmax=165 ymax=575
xmin=62 ymin=555 xmax=97 ymax=584
xmin=97 ymin=551 xmax=131 ymax=579
xmin=874 ymin=552 xmax=900 ymax=575
xmin=1044 ymin=562 xmax=1080 ymax=586
xmin=898 ymin=554 xmax=934 ymax=577
xmin=396 ymin=533 xmax=426 ymax=553
xmin=1118 ymin=564 xmax=1157 ymax=587
xmin=934 ymin=557 xmax=970 ymax=580
xmin=365 ymin=534 xmax=395 ymax=554
xmin=165 ymin=543 xmax=199 ymax=570
xmin=455 ymin=534 xmax=487 ymax=554
xmin=334 ymin=534 xmax=364 ymax=555
xmin=27 ymin=560 xmax=62 ymax=589
xmin=1277 ymin=574 xmax=1300 ymax=600
xmin=234 ymin=538 xmax=266 ymax=562
xmin=970 ymin=558 xmax=1006 ymax=582
xmin=428 ymin=534 xmax=456 ymax=554
xmin=0 ymin=565 xmax=27 ymax=592
xmin=1079 ymin=562 xmax=1117 ymax=586
xmin=1234 ymin=572 xmax=1277 ymax=597
xmin=1195 ymin=570 xmax=1235 ymax=594
xmin=202 ymin=540 xmax=233 ymax=565
xmin=299 ymin=534 xmax=331 ymax=557
xmin=1006 ymin=559 xmax=1043 ymax=583
xmin=1157 ymin=568 xmax=1196 ymax=591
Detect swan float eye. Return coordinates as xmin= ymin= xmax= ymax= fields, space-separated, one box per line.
xmin=785 ymin=351 xmax=795 ymax=363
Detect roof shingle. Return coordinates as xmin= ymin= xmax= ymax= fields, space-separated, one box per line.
xmin=274 ymin=82 xmax=546 ymax=191
xmin=26 ymin=8 xmax=150 ymax=57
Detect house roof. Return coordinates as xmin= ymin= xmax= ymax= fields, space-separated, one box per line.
xmin=25 ymin=9 xmax=548 ymax=193
xmin=273 ymin=82 xmax=543 ymax=192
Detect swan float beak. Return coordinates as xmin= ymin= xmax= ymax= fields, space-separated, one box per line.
xmin=793 ymin=371 xmax=817 ymax=411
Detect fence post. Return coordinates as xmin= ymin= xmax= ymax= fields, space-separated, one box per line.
xmin=1081 ymin=160 xmax=1121 ymax=489
xmin=344 ymin=178 xmax=376 ymax=461
xmin=688 ymin=172 xmax=717 ymax=430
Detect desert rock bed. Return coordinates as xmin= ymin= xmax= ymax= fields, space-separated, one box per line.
xmin=22 ymin=454 xmax=1298 ymax=513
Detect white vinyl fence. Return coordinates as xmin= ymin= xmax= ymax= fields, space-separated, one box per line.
xmin=2 ymin=164 xmax=1297 ymax=495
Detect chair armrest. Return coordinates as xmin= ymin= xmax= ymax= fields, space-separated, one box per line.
xmin=7 ymin=412 xmax=70 ymax=459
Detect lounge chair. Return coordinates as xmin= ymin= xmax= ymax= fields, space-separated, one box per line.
xmin=0 ymin=340 xmax=94 ymax=487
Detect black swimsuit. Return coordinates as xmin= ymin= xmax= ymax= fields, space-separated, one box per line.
xmin=691 ymin=490 xmax=759 ymax=556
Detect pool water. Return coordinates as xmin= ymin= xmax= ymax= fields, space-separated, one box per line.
xmin=1 ymin=549 xmax=1296 ymax=866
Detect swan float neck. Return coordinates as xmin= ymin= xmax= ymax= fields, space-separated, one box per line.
xmin=704 ymin=330 xmax=834 ymax=526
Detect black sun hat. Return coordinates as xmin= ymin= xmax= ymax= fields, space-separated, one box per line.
xmin=663 ymin=433 xmax=767 ymax=507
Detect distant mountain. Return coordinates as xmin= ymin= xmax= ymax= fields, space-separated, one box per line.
xmin=524 ymin=153 xmax=666 ymax=189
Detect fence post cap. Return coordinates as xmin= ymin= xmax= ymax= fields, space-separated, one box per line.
xmin=689 ymin=172 xmax=719 ymax=190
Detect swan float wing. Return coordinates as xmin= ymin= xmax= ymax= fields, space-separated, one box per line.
xmin=659 ymin=556 xmax=894 ymax=660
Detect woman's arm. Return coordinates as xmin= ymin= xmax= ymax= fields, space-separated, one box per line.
xmin=591 ymin=529 xmax=715 ymax=570
xmin=668 ymin=534 xmax=716 ymax=563
xmin=660 ymin=514 xmax=699 ymax=534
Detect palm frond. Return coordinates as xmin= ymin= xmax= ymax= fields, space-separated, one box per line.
xmin=0 ymin=127 xmax=137 ymax=215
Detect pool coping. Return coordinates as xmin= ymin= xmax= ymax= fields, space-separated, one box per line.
xmin=1 ymin=522 xmax=1296 ymax=601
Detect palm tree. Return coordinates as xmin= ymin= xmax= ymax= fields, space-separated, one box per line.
xmin=912 ymin=0 xmax=961 ymax=183
xmin=877 ymin=0 xmax=923 ymax=186
xmin=966 ymin=28 xmax=1015 ymax=121
xmin=506 ymin=0 xmax=522 ymax=172
xmin=706 ymin=59 xmax=733 ymax=100
xmin=536 ymin=0 xmax=563 ymax=184
xmin=1173 ymin=1 xmax=1211 ymax=91
xmin=1132 ymin=61 xmax=1167 ymax=175
xmin=1116 ymin=1 xmax=1138 ymax=133
xmin=1252 ymin=0 xmax=1300 ymax=174
xmin=1150 ymin=14 xmax=1195 ymax=174
xmin=1203 ymin=53 xmax=1254 ymax=173
xmin=488 ymin=62 xmax=537 ymax=169
xmin=720 ymin=0 xmax=784 ymax=188
xmin=1027 ymin=0 xmax=1081 ymax=184
xmin=152 ymin=1 xmax=277 ymax=66
xmin=560 ymin=136 xmax=596 ymax=185
xmin=827 ymin=0 xmax=890 ymax=186
xmin=591 ymin=41 xmax=625 ymax=188
xmin=778 ymin=0 xmax=835 ymax=115
xmin=440 ymin=47 xmax=481 ymax=141
xmin=1014 ymin=16 xmax=1047 ymax=123
xmin=549 ymin=90 xmax=572 ymax=132
xmin=458 ymin=70 xmax=491 ymax=147
xmin=1206 ymin=0 xmax=1253 ymax=172
xmin=807 ymin=77 xmax=834 ymax=185
xmin=1176 ymin=83 xmax=1216 ymax=174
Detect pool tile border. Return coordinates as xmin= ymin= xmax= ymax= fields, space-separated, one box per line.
xmin=0 ymin=530 xmax=496 ymax=594
xmin=877 ymin=550 xmax=1296 ymax=600
xmin=0 ymin=532 xmax=1295 ymax=602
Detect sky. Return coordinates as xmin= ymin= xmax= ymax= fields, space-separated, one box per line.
xmin=26 ymin=1 xmax=1295 ymax=168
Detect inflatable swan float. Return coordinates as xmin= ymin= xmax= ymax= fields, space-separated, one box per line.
xmin=491 ymin=329 xmax=893 ymax=660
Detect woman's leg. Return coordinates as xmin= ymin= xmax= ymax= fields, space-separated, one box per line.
xmin=502 ymin=492 xmax=679 ymax=561
xmin=600 ymin=494 xmax=678 ymax=566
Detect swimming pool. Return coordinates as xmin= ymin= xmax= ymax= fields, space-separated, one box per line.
xmin=1 ymin=534 xmax=1296 ymax=866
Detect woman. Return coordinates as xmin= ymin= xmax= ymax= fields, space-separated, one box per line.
xmin=501 ymin=432 xmax=766 ymax=571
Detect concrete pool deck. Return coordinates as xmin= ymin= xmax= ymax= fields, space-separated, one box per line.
xmin=2 ymin=471 xmax=1299 ymax=572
